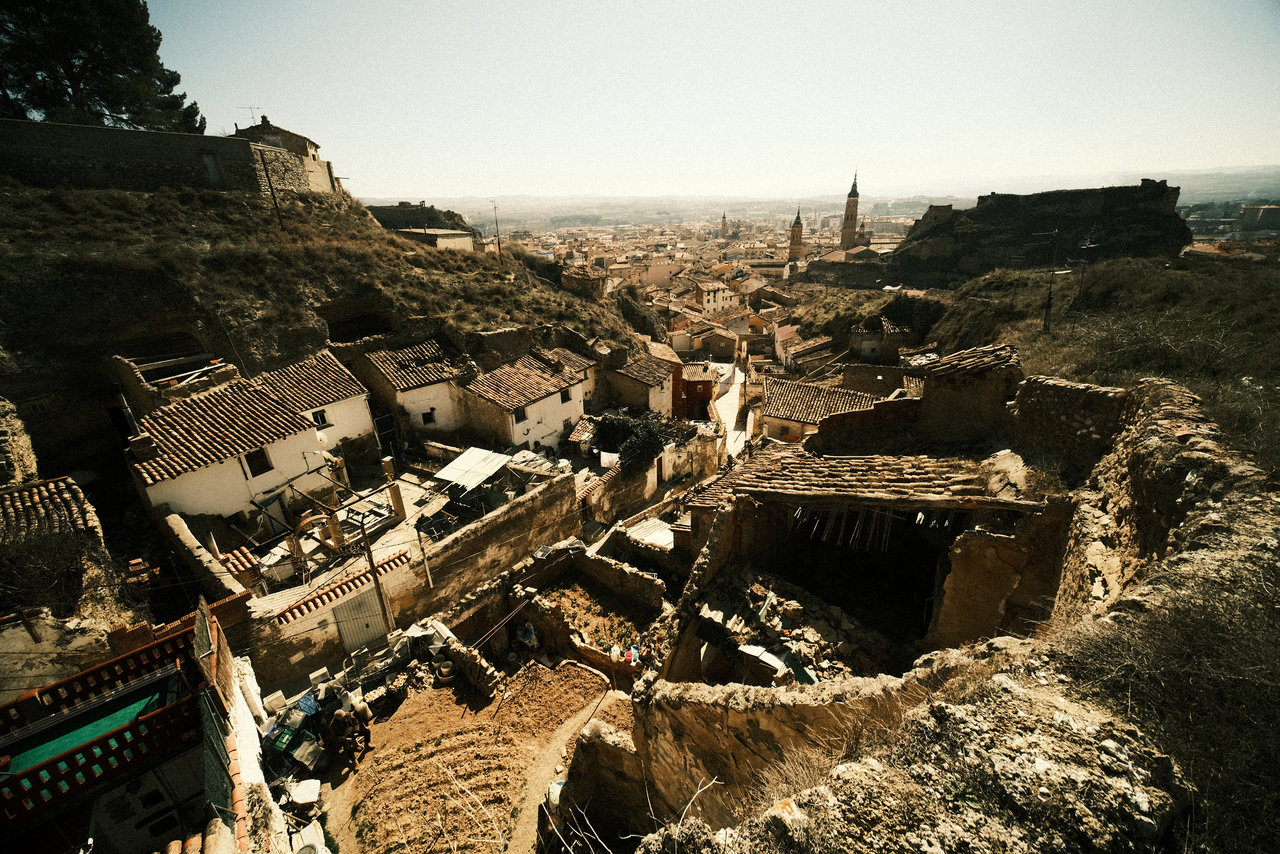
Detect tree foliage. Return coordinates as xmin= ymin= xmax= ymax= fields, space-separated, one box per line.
xmin=595 ymin=414 xmax=666 ymax=474
xmin=0 ymin=0 xmax=205 ymax=132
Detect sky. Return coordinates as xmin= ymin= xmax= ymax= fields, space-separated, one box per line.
xmin=148 ymin=1 xmax=1280 ymax=201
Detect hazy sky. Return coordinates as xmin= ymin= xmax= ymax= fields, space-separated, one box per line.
xmin=149 ymin=1 xmax=1280 ymax=200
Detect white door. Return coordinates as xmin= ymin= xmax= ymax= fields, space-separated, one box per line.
xmin=332 ymin=588 xmax=388 ymax=653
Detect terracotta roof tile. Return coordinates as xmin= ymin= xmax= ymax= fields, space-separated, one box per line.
xmin=928 ymin=344 xmax=1021 ymax=377
xmin=0 ymin=476 xmax=101 ymax=543
xmin=276 ymin=550 xmax=411 ymax=624
xmin=465 ymin=349 xmax=585 ymax=411
xmin=683 ymin=363 xmax=718 ymax=382
xmin=134 ymin=380 xmax=315 ymax=485
xmin=256 ymin=350 xmax=367 ymax=413
xmin=763 ymin=378 xmax=875 ymax=425
xmin=614 ymin=353 xmax=673 ymax=387
xmin=365 ymin=339 xmax=465 ymax=391
xmin=689 ymin=446 xmax=994 ymax=508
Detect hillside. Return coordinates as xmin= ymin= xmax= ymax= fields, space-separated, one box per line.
xmin=0 ymin=181 xmax=638 ymax=471
xmin=930 ymin=255 xmax=1280 ymax=474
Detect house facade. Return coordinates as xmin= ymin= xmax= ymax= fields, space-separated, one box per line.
xmin=356 ymin=339 xmax=472 ymax=433
xmin=130 ymin=380 xmax=331 ymax=523
xmin=459 ymin=349 xmax=593 ymax=450
xmin=256 ymin=349 xmax=378 ymax=456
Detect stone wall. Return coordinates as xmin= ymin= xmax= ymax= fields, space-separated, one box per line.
xmin=0 ymin=118 xmax=313 ymax=195
xmin=1012 ymin=376 xmax=1128 ymax=479
xmin=928 ymin=498 xmax=1073 ymax=648
xmin=1051 ymin=379 xmax=1268 ymax=622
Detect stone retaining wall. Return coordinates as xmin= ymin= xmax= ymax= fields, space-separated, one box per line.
xmin=1012 ymin=376 xmax=1127 ymax=478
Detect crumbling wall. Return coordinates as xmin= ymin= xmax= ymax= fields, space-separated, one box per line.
xmin=929 ymin=498 xmax=1072 ymax=648
xmin=1052 ymin=379 xmax=1267 ymax=621
xmin=0 ymin=397 xmax=38 ymax=487
xmin=630 ymin=650 xmax=973 ymax=830
xmin=1012 ymin=376 xmax=1127 ymax=479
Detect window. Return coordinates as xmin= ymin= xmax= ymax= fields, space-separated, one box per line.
xmin=560 ymin=388 xmax=572 ymax=403
xmin=244 ymin=448 xmax=273 ymax=478
xmin=311 ymin=409 xmax=330 ymax=428
xmin=514 ymin=406 xmax=528 ymax=423
xmin=422 ymin=408 xmax=436 ymax=425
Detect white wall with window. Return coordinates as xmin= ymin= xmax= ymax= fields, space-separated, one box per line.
xmin=142 ymin=429 xmax=331 ymax=519
xmin=398 ymin=381 xmax=463 ymax=433
xmin=300 ymin=395 xmax=378 ymax=447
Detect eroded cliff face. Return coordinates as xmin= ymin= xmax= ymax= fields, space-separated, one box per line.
xmin=618 ymin=377 xmax=1276 ymax=852
xmin=889 ymin=180 xmax=1192 ymax=279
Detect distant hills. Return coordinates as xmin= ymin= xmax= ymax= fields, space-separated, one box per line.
xmin=364 ymin=165 xmax=1280 ymax=231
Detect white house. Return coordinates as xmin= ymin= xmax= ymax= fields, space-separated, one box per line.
xmin=130 ymin=379 xmax=332 ymax=526
xmin=256 ymin=350 xmax=378 ymax=454
xmin=458 ymin=348 xmax=593 ymax=450
xmin=357 ymin=339 xmax=472 ymax=433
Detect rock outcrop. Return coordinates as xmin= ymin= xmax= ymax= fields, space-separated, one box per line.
xmin=889 ymin=180 xmax=1191 ymax=278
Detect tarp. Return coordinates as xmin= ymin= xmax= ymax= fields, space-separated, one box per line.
xmin=433 ymin=446 xmax=511 ymax=493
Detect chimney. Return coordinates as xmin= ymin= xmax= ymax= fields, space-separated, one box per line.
xmin=128 ymin=432 xmax=160 ymax=462
xmin=608 ymin=346 xmax=630 ymax=369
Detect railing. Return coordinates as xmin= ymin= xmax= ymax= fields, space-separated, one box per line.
xmin=0 ymin=630 xmax=193 ymax=737
xmin=0 ymin=693 xmax=201 ymax=828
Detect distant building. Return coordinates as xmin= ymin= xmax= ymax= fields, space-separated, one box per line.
xmin=230 ymin=115 xmax=340 ymax=193
xmin=787 ymin=209 xmax=805 ymax=262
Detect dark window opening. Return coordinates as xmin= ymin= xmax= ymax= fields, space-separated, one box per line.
xmin=244 ymin=448 xmax=273 ymax=478
xmin=514 ymin=406 xmax=528 ymax=423
xmin=560 ymin=388 xmax=572 ymax=403
xmin=312 ymin=409 xmax=331 ymax=428
xmin=422 ymin=408 xmax=436 ymax=425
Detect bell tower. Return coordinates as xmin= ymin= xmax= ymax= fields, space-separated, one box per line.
xmin=787 ymin=208 xmax=804 ymax=262
xmin=839 ymin=172 xmax=860 ymax=250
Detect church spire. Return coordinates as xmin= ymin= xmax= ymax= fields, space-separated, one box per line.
xmin=849 ymin=170 xmax=859 ymax=198
xmin=792 ymin=207 xmax=803 ymax=226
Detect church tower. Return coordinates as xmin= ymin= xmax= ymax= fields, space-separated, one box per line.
xmin=839 ymin=172 xmax=860 ymax=250
xmin=787 ymin=208 xmax=804 ymax=262
xmin=720 ymin=211 xmax=729 ymax=239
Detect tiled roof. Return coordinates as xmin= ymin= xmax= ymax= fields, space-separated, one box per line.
xmin=763 ymin=378 xmax=875 ymax=425
xmin=547 ymin=347 xmax=596 ymax=375
xmin=784 ymin=335 xmax=832 ymax=356
xmin=690 ymin=446 xmax=995 ymax=508
xmin=644 ymin=339 xmax=683 ymax=366
xmin=881 ymin=316 xmax=911 ymax=335
xmin=134 ymin=380 xmax=315 ymax=485
xmin=0 ymin=477 xmax=100 ymax=543
xmin=614 ymin=353 xmax=673 ymax=387
xmin=683 ymin=363 xmax=718 ymax=382
xmin=276 ymin=550 xmax=412 ymax=624
xmin=904 ymin=375 xmax=926 ymax=396
xmin=569 ymin=416 xmax=597 ymax=444
xmin=464 ymin=351 xmax=584 ymax=411
xmin=733 ymin=448 xmax=987 ymax=504
xmin=256 ymin=350 xmax=367 ymax=413
xmin=365 ymin=339 xmax=464 ymax=391
xmin=928 ymin=344 xmax=1021 ymax=378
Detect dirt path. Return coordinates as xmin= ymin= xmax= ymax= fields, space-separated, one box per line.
xmin=507 ymin=686 xmax=621 ymax=853
xmin=320 ymin=663 xmax=613 ymax=854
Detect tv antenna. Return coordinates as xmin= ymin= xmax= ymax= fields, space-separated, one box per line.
xmin=237 ymin=105 xmax=262 ymax=126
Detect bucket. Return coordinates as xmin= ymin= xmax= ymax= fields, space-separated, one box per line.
xmin=437 ymin=660 xmax=455 ymax=684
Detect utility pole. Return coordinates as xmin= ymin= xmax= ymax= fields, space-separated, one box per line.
xmin=1032 ymin=229 xmax=1060 ymax=333
xmin=490 ymin=200 xmax=501 ymax=257
xmin=357 ymin=514 xmax=394 ymax=635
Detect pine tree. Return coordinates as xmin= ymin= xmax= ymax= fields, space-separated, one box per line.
xmin=0 ymin=0 xmax=205 ymax=133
